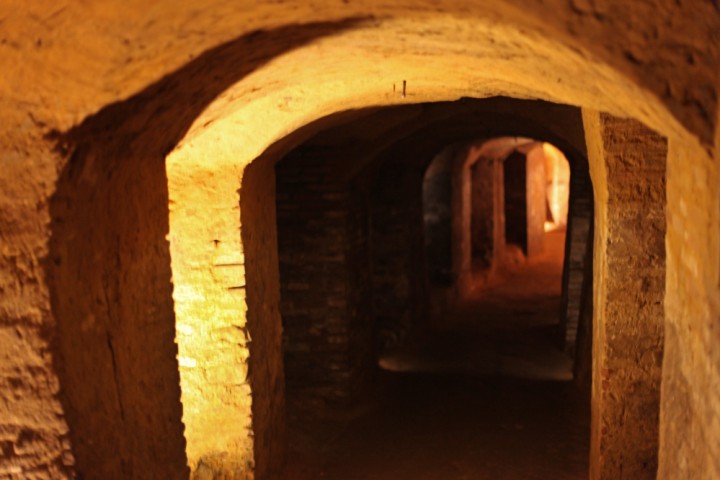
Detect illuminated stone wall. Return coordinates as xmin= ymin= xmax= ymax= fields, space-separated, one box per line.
xmin=659 ymin=138 xmax=720 ymax=480
xmin=0 ymin=1 xmax=718 ymax=478
xmin=525 ymin=147 xmax=547 ymax=258
xmin=584 ymin=111 xmax=666 ymax=480
xmin=167 ymin=158 xmax=254 ymax=478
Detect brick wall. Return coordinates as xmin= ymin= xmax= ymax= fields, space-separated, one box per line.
xmin=276 ymin=146 xmax=374 ymax=413
xmin=369 ymin=162 xmax=427 ymax=348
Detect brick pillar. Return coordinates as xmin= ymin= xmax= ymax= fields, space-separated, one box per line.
xmin=584 ymin=110 xmax=666 ymax=480
xmin=470 ymin=156 xmax=496 ymax=269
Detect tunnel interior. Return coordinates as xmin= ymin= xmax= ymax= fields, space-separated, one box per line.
xmin=4 ymin=2 xmax=716 ymax=478
xmin=269 ymin=98 xmax=602 ymax=478
xmin=38 ymin=90 xmax=669 ymax=480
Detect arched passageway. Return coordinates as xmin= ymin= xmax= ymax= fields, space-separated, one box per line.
xmin=270 ymin=110 xmax=590 ymax=477
xmin=2 ymin=3 xmax=717 ymax=480
xmin=237 ymin=98 xmax=666 ymax=479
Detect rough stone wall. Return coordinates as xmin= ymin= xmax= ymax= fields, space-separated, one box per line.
xmin=658 ymin=137 xmax=720 ymax=480
xmin=0 ymin=3 xmax=718 ymax=478
xmin=167 ymin=160 xmax=255 ymax=480
xmin=3 ymin=1 xmax=717 ymax=145
xmin=560 ymin=156 xmax=594 ymax=354
xmin=240 ymin=159 xmax=286 ymax=480
xmin=39 ymin=21 xmax=370 ymax=478
xmin=46 ymin=109 xmax=191 ymax=479
xmin=0 ymin=135 xmax=74 ymax=479
xmin=460 ymin=143 xmax=510 ymax=289
xmin=584 ymin=111 xmax=666 ymax=480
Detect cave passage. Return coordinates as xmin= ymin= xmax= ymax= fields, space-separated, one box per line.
xmin=280 ymin=230 xmax=588 ymax=480
xmin=273 ymin=101 xmax=589 ymax=479
xmin=6 ymin=3 xmax=705 ymax=477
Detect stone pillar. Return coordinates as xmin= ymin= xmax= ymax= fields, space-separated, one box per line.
xmin=525 ymin=147 xmax=546 ymax=258
xmin=451 ymin=146 xmax=472 ymax=293
xmin=657 ymin=136 xmax=720 ymax=480
xmin=584 ymin=110 xmax=666 ymax=480
xmin=470 ymin=156 xmax=496 ymax=269
xmin=167 ymin=158 xmax=255 ymax=479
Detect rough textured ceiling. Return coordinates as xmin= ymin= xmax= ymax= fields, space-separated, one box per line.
xmin=1 ymin=0 xmax=718 ymax=149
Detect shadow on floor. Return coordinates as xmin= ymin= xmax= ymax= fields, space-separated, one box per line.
xmin=281 ymin=231 xmax=589 ymax=479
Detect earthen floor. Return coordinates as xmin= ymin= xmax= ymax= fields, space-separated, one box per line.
xmin=282 ymin=231 xmax=590 ymax=479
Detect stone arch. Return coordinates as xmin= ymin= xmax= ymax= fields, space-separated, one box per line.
xmin=45 ymin=20 xmax=369 ymax=479
xmin=33 ymin=8 xmax=711 ymax=480
xmin=167 ymin=24 xmax=673 ymax=469
xmin=168 ymin=44 xmax=668 ymax=472
xmin=251 ymin=97 xmax=592 ymax=427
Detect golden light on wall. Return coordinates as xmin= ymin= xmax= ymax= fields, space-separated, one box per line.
xmin=542 ymin=142 xmax=570 ymax=231
xmin=166 ymin=149 xmax=256 ymax=478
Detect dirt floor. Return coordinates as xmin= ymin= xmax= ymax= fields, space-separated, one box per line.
xmin=281 ymin=231 xmax=590 ymax=479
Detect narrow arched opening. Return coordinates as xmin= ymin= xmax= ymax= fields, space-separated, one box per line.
xmin=232 ymin=98 xmax=664 ymax=479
